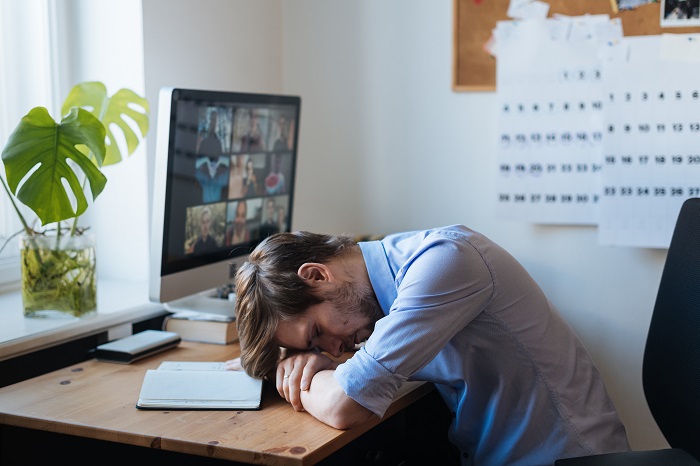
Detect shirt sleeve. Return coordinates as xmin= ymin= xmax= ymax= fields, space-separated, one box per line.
xmin=335 ymin=232 xmax=495 ymax=417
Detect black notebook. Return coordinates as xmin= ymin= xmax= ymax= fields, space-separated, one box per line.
xmin=136 ymin=361 xmax=263 ymax=410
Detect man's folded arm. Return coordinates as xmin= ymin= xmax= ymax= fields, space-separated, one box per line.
xmin=300 ymin=369 xmax=375 ymax=429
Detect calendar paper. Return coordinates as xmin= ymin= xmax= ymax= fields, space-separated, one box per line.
xmin=598 ymin=34 xmax=700 ymax=248
xmin=495 ymin=18 xmax=700 ymax=248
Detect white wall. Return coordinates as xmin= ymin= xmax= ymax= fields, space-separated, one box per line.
xmin=142 ymin=0 xmax=669 ymax=450
xmin=59 ymin=0 xmax=150 ymax=285
xmin=142 ymin=0 xmax=285 ymax=209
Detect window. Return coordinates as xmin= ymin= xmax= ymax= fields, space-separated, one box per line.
xmin=0 ymin=0 xmax=59 ymax=289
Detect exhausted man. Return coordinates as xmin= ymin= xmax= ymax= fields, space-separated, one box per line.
xmin=227 ymin=224 xmax=630 ymax=465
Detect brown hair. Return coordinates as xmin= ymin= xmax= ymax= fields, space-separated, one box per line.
xmin=235 ymin=231 xmax=357 ymax=378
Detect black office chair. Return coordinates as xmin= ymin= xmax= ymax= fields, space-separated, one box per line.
xmin=556 ymin=197 xmax=700 ymax=466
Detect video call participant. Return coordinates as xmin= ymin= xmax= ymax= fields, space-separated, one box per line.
xmin=243 ymin=157 xmax=258 ymax=197
xmin=226 ymin=200 xmax=250 ymax=246
xmin=189 ymin=206 xmax=218 ymax=254
xmin=229 ymin=155 xmax=245 ymax=200
xmin=264 ymin=153 xmax=286 ymax=195
xmin=240 ymin=109 xmax=265 ymax=152
xmin=195 ymin=109 xmax=228 ymax=202
xmin=198 ymin=109 xmax=224 ymax=159
xmin=273 ymin=114 xmax=292 ymax=152
xmin=259 ymin=198 xmax=280 ymax=239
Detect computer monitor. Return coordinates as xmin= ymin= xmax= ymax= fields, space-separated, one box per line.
xmin=150 ymin=87 xmax=301 ymax=315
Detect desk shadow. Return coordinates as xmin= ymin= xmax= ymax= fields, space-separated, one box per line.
xmin=318 ymin=387 xmax=459 ymax=466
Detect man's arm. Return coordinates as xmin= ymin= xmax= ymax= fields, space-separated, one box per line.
xmin=270 ymin=350 xmax=376 ymax=429
xmin=300 ymin=369 xmax=375 ymax=430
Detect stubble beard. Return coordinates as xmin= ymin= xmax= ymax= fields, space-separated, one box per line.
xmin=323 ymin=281 xmax=384 ymax=350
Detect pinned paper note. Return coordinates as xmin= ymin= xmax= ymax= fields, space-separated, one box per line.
xmin=507 ymin=0 xmax=549 ymax=20
xmin=660 ymin=33 xmax=700 ymax=63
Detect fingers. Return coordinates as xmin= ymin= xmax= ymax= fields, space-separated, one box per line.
xmin=300 ymin=356 xmax=325 ymax=391
xmin=275 ymin=351 xmax=335 ymax=412
xmin=224 ymin=358 xmax=242 ymax=371
xmin=287 ymin=369 xmax=304 ymax=412
xmin=276 ymin=362 xmax=287 ymax=398
xmin=277 ymin=359 xmax=304 ymax=411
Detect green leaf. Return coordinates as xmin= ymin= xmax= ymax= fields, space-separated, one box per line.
xmin=62 ymin=81 xmax=149 ymax=166
xmin=61 ymin=81 xmax=107 ymax=117
xmin=1 ymin=107 xmax=107 ymax=225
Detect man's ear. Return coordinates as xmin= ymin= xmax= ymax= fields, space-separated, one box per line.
xmin=298 ymin=263 xmax=333 ymax=284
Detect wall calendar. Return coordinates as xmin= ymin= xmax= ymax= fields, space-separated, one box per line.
xmin=495 ymin=17 xmax=700 ymax=248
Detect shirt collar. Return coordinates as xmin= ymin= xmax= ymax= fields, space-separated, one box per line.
xmin=359 ymin=241 xmax=396 ymax=316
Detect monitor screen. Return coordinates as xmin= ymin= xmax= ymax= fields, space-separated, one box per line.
xmin=150 ymin=88 xmax=301 ymax=315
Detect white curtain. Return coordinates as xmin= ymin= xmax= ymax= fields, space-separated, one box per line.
xmin=0 ymin=0 xmax=60 ymax=288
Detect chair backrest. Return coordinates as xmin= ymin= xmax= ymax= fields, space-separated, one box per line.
xmin=642 ymin=197 xmax=700 ymax=459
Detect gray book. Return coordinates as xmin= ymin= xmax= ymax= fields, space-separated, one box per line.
xmin=94 ymin=330 xmax=181 ymax=364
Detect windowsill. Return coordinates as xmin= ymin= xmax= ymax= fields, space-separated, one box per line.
xmin=0 ymin=279 xmax=167 ymax=362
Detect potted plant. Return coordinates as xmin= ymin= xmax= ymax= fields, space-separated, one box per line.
xmin=0 ymin=81 xmax=149 ymax=318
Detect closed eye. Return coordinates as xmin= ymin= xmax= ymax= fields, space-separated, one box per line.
xmin=307 ymin=325 xmax=318 ymax=350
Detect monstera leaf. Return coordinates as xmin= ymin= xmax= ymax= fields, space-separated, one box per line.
xmin=1 ymin=107 xmax=107 ymax=226
xmin=62 ymin=81 xmax=149 ymax=166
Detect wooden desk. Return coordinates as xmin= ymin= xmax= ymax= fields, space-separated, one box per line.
xmin=0 ymin=340 xmax=436 ymax=466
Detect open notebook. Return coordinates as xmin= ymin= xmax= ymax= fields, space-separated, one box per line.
xmin=136 ymin=361 xmax=263 ymax=410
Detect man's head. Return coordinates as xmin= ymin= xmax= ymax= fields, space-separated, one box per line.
xmin=200 ymin=207 xmax=212 ymax=238
xmin=265 ymin=199 xmax=276 ymax=222
xmin=277 ymin=207 xmax=286 ymax=226
xmin=235 ymin=231 xmax=383 ymax=378
xmin=248 ymin=109 xmax=260 ymax=133
xmin=246 ymin=157 xmax=254 ymax=175
xmin=234 ymin=200 xmax=247 ymax=235
xmin=278 ymin=115 xmax=288 ymax=137
xmin=208 ymin=110 xmax=218 ymax=134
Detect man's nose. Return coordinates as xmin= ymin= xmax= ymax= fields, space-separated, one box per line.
xmin=318 ymin=335 xmax=344 ymax=358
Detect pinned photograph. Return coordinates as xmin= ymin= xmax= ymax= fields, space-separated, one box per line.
xmin=661 ymin=0 xmax=700 ymax=27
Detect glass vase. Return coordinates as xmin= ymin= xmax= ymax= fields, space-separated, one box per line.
xmin=20 ymin=233 xmax=97 ymax=318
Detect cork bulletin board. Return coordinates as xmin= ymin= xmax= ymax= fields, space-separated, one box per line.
xmin=453 ymin=0 xmax=700 ymax=92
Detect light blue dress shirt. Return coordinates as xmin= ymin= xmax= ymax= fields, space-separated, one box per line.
xmin=334 ymin=225 xmax=630 ymax=466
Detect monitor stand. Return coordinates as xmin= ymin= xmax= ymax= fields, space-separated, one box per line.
xmin=164 ymin=287 xmax=236 ymax=318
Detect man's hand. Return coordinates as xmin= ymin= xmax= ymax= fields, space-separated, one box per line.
xmin=277 ymin=350 xmax=338 ymax=411
xmin=224 ymin=357 xmax=243 ymax=371
xmin=301 ymin=370 xmax=375 ymax=429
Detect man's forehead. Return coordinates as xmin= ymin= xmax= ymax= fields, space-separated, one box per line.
xmin=274 ymin=315 xmax=310 ymax=349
